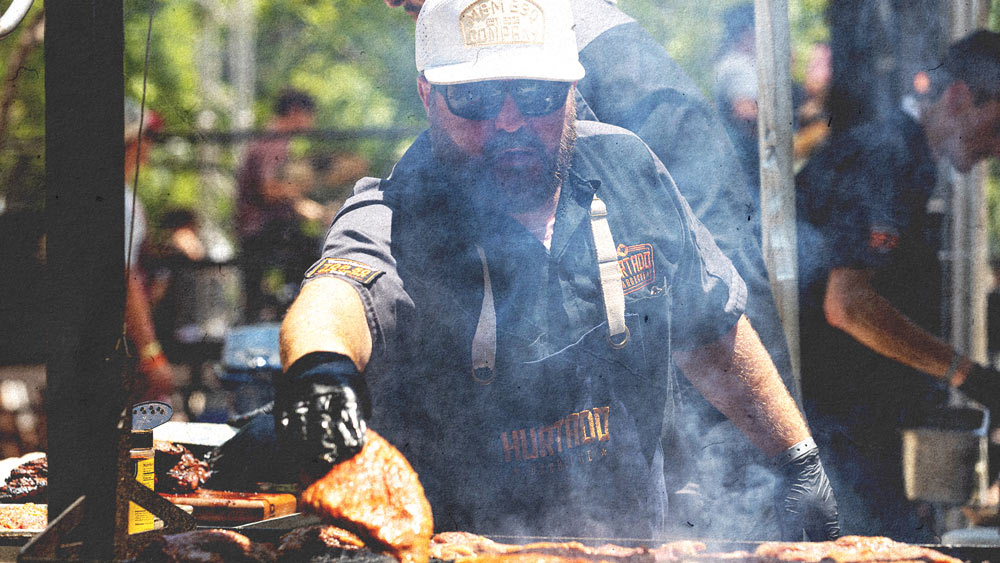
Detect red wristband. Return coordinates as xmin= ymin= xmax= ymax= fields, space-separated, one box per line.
xmin=139 ymin=351 xmax=168 ymax=373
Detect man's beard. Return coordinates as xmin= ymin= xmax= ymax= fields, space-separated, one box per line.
xmin=431 ymin=99 xmax=577 ymax=216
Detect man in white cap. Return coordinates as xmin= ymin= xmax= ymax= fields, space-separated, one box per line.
xmin=384 ymin=0 xmax=798 ymax=534
xmin=277 ymin=0 xmax=838 ymax=541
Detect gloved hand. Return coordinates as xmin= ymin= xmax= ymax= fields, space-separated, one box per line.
xmin=958 ymin=364 xmax=1000 ymax=415
xmin=273 ymin=351 xmax=370 ymax=480
xmin=205 ymin=408 xmax=302 ymax=490
xmin=773 ymin=437 xmax=841 ymax=541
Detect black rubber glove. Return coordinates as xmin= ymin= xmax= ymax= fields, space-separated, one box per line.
xmin=773 ymin=438 xmax=841 ymax=541
xmin=959 ymin=364 xmax=1000 ymax=415
xmin=205 ymin=408 xmax=300 ymax=490
xmin=273 ymin=351 xmax=370 ymax=479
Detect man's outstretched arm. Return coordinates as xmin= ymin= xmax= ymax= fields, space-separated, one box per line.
xmin=824 ymin=267 xmax=1000 ymax=414
xmin=277 ymin=276 xmax=374 ymax=478
xmin=674 ymin=315 xmax=839 ymax=541
xmin=673 ymin=315 xmax=806 ymax=456
xmin=280 ymin=276 xmax=372 ymax=372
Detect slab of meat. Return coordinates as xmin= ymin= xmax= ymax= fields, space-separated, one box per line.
xmin=429 ymin=532 xmax=509 ymax=560
xmin=155 ymin=440 xmax=211 ymax=493
xmin=135 ymin=532 xmax=964 ymax=563
xmin=136 ymin=529 xmax=278 ymax=563
xmin=753 ymin=536 xmax=961 ymax=563
xmin=278 ymin=524 xmax=367 ymax=560
xmin=453 ymin=556 xmax=617 ymax=563
xmin=155 ymin=440 xmax=189 ymax=462
xmin=299 ymin=430 xmax=433 ymax=563
xmin=429 ymin=532 xmax=703 ymax=563
xmin=0 ymin=456 xmax=47 ymax=502
xmin=647 ymin=541 xmax=709 ymax=561
xmin=425 ymin=534 xmax=962 ymax=563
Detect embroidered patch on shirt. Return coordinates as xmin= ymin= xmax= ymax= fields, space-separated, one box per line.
xmin=616 ymin=243 xmax=655 ymax=295
xmin=304 ymin=258 xmax=384 ymax=286
xmin=868 ymin=226 xmax=899 ymax=254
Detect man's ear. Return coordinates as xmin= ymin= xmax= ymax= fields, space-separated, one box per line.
xmin=417 ymin=76 xmax=433 ymax=114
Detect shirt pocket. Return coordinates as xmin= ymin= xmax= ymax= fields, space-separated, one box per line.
xmin=597 ymin=281 xmax=671 ymax=390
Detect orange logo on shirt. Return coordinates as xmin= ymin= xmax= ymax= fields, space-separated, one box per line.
xmin=616 ymin=243 xmax=655 ymax=295
xmin=868 ymin=227 xmax=899 ymax=254
xmin=304 ymin=258 xmax=383 ymax=286
xmin=499 ymin=406 xmax=612 ymax=477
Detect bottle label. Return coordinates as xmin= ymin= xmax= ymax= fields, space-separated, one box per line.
xmin=128 ymin=456 xmax=155 ymax=534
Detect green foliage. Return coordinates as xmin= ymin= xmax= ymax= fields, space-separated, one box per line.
xmin=117 ymin=0 xmax=427 ymax=233
xmin=1 ymin=1 xmax=428 ymax=232
xmin=989 ymin=161 xmax=1000 ymax=264
xmin=3 ymin=0 xmax=838 ymax=224
xmin=0 ymin=2 xmax=45 ymax=213
xmin=617 ymin=0 xmax=829 ymax=96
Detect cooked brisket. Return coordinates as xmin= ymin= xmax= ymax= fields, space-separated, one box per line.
xmin=0 ymin=456 xmax=47 ymax=502
xmin=299 ymin=430 xmax=433 ymax=563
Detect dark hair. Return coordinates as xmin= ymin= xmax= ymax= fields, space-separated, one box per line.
xmin=945 ymin=30 xmax=1000 ymax=103
xmin=929 ymin=30 xmax=1000 ymax=104
xmin=274 ymin=89 xmax=316 ymax=116
xmin=722 ymin=3 xmax=754 ymax=45
xmin=161 ymin=208 xmax=198 ymax=230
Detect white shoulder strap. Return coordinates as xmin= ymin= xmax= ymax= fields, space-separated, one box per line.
xmin=590 ymin=194 xmax=629 ymax=348
xmin=471 ymin=244 xmax=497 ymax=384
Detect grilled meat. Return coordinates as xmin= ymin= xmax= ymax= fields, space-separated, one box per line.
xmin=0 ymin=456 xmax=47 ymax=502
xmin=133 ymin=531 xmax=964 ymax=563
xmin=427 ymin=534 xmax=961 ymax=563
xmin=648 ymin=542 xmax=710 ymax=561
xmin=154 ymin=440 xmax=211 ymax=493
xmin=300 ymin=430 xmax=433 ymax=563
xmin=430 ymin=532 xmax=693 ymax=562
xmin=429 ymin=533 xmax=509 ymax=560
xmin=154 ymin=440 xmax=189 ymax=464
xmin=278 ymin=525 xmax=367 ymax=558
xmin=137 ymin=529 xmax=277 ymax=562
xmin=752 ymin=536 xmax=961 ymax=563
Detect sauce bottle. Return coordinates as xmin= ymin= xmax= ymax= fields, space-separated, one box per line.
xmin=128 ymin=429 xmax=155 ymax=534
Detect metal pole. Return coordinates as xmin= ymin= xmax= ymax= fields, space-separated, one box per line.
xmin=44 ymin=2 xmax=125 ymax=559
xmin=753 ymin=0 xmax=800 ymax=397
xmin=948 ymin=0 xmax=991 ymax=364
xmin=231 ymin=0 xmax=255 ymax=135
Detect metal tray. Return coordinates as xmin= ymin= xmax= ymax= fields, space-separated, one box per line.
xmin=0 ymin=503 xmax=45 ymax=543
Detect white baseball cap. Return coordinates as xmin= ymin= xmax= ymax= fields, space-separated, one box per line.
xmin=416 ymin=0 xmax=586 ymax=85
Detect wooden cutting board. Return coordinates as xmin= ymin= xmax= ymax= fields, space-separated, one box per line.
xmin=160 ymin=490 xmax=298 ymax=525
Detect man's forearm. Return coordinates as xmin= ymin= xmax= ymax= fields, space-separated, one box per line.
xmin=673 ymin=315 xmax=809 ymax=457
xmin=280 ymin=276 xmax=373 ymax=373
xmin=825 ymin=267 xmax=973 ymax=383
xmin=125 ymin=272 xmax=158 ymax=352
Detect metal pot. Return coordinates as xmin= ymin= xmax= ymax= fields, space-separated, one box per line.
xmin=901 ymin=407 xmax=989 ymax=505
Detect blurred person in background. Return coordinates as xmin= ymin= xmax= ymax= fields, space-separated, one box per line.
xmin=793 ymin=43 xmax=833 ymax=169
xmin=141 ymin=207 xmax=207 ymax=358
xmin=713 ymin=2 xmax=759 ymax=199
xmin=383 ymin=0 xmax=795 ymax=538
xmin=796 ymin=30 xmax=1000 ymax=542
xmin=236 ymin=89 xmax=324 ymax=322
xmin=124 ymin=97 xmax=174 ymax=404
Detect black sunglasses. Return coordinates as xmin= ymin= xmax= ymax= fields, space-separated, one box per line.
xmin=434 ymin=80 xmax=572 ymax=121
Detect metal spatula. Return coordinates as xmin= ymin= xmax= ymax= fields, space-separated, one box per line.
xmin=132 ymin=400 xmax=173 ymax=430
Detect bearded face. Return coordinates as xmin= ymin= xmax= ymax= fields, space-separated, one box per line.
xmin=422 ymin=78 xmax=577 ymax=216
